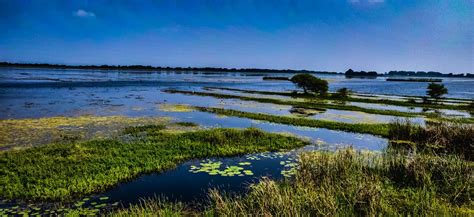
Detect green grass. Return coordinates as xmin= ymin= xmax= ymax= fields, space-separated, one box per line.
xmin=205 ymin=87 xmax=474 ymax=111
xmin=0 ymin=127 xmax=309 ymax=201
xmin=195 ymin=106 xmax=390 ymax=137
xmin=166 ymin=89 xmax=421 ymax=118
xmin=388 ymin=120 xmax=474 ymax=160
xmin=110 ymin=148 xmax=473 ymax=216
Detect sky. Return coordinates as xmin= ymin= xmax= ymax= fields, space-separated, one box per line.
xmin=0 ymin=0 xmax=472 ymax=73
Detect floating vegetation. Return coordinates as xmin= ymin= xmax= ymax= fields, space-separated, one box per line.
xmin=189 ymin=160 xmax=252 ymax=177
xmin=280 ymin=160 xmax=298 ymax=178
xmin=158 ymin=103 xmax=194 ymax=112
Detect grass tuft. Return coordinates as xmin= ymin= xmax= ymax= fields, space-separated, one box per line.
xmin=388 ymin=119 xmax=474 ymax=160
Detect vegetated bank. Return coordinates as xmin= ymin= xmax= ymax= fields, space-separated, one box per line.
xmin=204 ymin=87 xmax=474 ymax=112
xmin=165 ymin=89 xmax=420 ymax=118
xmin=166 ymin=89 xmax=474 ymax=124
xmin=0 ymin=127 xmax=309 ymax=201
xmin=194 ymin=106 xmax=389 ymax=137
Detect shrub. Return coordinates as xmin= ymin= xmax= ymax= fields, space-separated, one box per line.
xmin=333 ymin=88 xmax=351 ymax=99
xmin=427 ymin=83 xmax=448 ymax=100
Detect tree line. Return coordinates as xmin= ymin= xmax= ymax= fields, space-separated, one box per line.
xmin=0 ymin=62 xmax=339 ymax=74
xmin=1 ymin=62 xmax=471 ymax=78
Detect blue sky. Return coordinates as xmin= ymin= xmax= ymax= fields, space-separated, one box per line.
xmin=0 ymin=0 xmax=472 ymax=73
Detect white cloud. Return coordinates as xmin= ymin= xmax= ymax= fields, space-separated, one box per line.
xmin=74 ymin=9 xmax=95 ymax=18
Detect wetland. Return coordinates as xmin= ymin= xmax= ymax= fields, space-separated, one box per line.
xmin=0 ymin=67 xmax=472 ymax=215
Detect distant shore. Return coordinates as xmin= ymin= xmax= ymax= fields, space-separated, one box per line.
xmin=1 ymin=62 xmax=472 ymax=78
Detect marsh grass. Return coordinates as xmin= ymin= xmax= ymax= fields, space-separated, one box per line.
xmin=0 ymin=127 xmax=308 ymax=201
xmin=165 ymin=89 xmax=420 ymax=118
xmin=111 ymin=148 xmax=473 ymax=216
xmin=205 ymin=87 xmax=474 ymax=112
xmin=195 ymin=106 xmax=389 ymax=137
xmin=388 ymin=119 xmax=474 ymax=160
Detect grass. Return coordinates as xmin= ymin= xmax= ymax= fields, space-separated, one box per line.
xmin=111 ymin=198 xmax=192 ymax=217
xmin=110 ymin=148 xmax=473 ymax=216
xmin=206 ymin=87 xmax=474 ymax=111
xmin=0 ymin=127 xmax=309 ymax=201
xmin=165 ymin=89 xmax=422 ymax=118
xmin=388 ymin=120 xmax=474 ymax=160
xmin=195 ymin=106 xmax=390 ymax=137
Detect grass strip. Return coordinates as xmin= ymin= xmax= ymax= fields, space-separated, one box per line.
xmin=0 ymin=127 xmax=308 ymax=201
xmin=206 ymin=87 xmax=474 ymax=111
xmin=195 ymin=106 xmax=389 ymax=137
xmin=165 ymin=89 xmax=420 ymax=118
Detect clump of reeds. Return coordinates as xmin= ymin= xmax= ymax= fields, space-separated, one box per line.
xmin=388 ymin=119 xmax=473 ymax=160
xmin=206 ymin=148 xmax=473 ymax=216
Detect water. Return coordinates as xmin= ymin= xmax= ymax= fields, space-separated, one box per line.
xmin=1 ymin=67 xmax=473 ymax=99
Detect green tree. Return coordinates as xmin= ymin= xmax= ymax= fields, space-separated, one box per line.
xmin=427 ymin=83 xmax=448 ymax=100
xmin=334 ymin=88 xmax=351 ymax=99
xmin=290 ymin=74 xmax=328 ymax=95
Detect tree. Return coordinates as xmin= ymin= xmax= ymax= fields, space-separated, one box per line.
xmin=334 ymin=88 xmax=351 ymax=99
xmin=290 ymin=74 xmax=328 ymax=95
xmin=427 ymin=82 xmax=447 ymax=100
